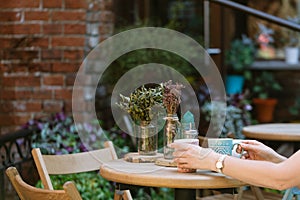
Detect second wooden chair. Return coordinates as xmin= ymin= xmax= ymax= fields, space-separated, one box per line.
xmin=6 ymin=166 xmax=81 ymax=200
xmin=32 ymin=141 xmax=132 ymax=200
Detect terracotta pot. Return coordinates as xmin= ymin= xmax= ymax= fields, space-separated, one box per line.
xmin=252 ymin=98 xmax=278 ymax=123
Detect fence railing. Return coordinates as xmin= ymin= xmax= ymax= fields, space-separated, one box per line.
xmin=0 ymin=128 xmax=37 ymax=199
xmin=204 ymin=0 xmax=300 ymax=52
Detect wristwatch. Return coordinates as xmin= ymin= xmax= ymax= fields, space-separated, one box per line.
xmin=216 ymin=155 xmax=226 ymax=173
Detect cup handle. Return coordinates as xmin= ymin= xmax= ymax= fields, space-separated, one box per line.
xmin=232 ymin=143 xmax=244 ymax=158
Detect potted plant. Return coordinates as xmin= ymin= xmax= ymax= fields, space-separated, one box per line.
xmin=201 ymin=92 xmax=252 ymax=139
xmin=117 ymin=84 xmax=163 ymax=155
xmin=256 ymin=23 xmax=276 ymax=60
xmin=250 ymin=71 xmax=282 ymax=123
xmin=283 ymin=17 xmax=300 ymax=64
xmin=225 ymin=34 xmax=256 ymax=95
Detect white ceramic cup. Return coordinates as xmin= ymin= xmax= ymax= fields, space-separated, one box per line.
xmin=174 ymin=138 xmax=199 ymax=173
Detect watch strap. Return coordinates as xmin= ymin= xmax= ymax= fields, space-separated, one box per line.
xmin=216 ymin=154 xmax=226 ymax=173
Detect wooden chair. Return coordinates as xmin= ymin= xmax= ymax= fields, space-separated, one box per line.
xmin=32 ymin=141 xmax=132 ymax=200
xmin=6 ymin=166 xmax=81 ymax=200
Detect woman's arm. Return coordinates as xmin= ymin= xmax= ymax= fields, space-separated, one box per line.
xmin=171 ymin=142 xmax=300 ymax=190
xmin=222 ymin=150 xmax=300 ymax=190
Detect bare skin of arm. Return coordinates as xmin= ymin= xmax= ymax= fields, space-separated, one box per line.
xmin=171 ymin=142 xmax=300 ymax=190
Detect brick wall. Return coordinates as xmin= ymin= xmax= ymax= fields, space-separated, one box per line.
xmin=0 ymin=0 xmax=114 ymax=135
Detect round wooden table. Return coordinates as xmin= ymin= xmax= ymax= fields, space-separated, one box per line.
xmin=100 ymin=159 xmax=246 ymax=199
xmin=242 ymin=123 xmax=300 ymax=141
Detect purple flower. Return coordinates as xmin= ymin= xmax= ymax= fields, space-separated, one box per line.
xmin=79 ymin=143 xmax=88 ymax=152
xmin=244 ymin=104 xmax=252 ymax=111
xmin=55 ymin=112 xmax=66 ymax=121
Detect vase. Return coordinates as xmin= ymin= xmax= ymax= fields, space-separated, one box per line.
xmin=225 ymin=75 xmax=245 ymax=95
xmin=163 ymin=114 xmax=180 ymax=159
xmin=285 ymin=47 xmax=299 ymax=65
xmin=137 ymin=121 xmax=157 ymax=155
xmin=253 ymin=98 xmax=277 ymax=123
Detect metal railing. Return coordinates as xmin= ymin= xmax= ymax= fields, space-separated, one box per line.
xmin=204 ymin=0 xmax=300 ymax=52
xmin=0 ymin=128 xmax=37 ymax=199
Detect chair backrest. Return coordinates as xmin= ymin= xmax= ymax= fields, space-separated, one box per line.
xmin=32 ymin=141 xmax=132 ymax=200
xmin=6 ymin=166 xmax=82 ymax=200
xmin=32 ymin=140 xmax=118 ymax=190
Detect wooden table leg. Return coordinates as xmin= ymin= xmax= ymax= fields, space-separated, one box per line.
xmin=175 ymin=188 xmax=196 ymax=200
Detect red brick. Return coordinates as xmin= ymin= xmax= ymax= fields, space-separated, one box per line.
xmin=2 ymin=76 xmax=40 ymax=87
xmin=2 ymin=50 xmax=39 ymax=61
xmin=0 ymin=0 xmax=39 ymax=8
xmin=43 ymin=75 xmax=64 ymax=86
xmin=30 ymin=37 xmax=49 ymax=48
xmin=0 ymin=114 xmax=31 ymax=126
xmin=52 ymin=62 xmax=80 ymax=72
xmin=64 ymin=23 xmax=86 ymax=34
xmin=0 ymin=63 xmax=10 ymax=72
xmin=43 ymin=100 xmax=64 ymax=112
xmin=31 ymin=90 xmax=53 ymax=99
xmin=66 ymin=74 xmax=76 ymax=86
xmin=4 ymin=37 xmax=49 ymax=48
xmin=43 ymin=0 xmax=62 ymax=8
xmin=10 ymin=64 xmax=28 ymax=73
xmin=42 ymin=49 xmax=63 ymax=60
xmin=52 ymin=37 xmax=85 ymax=47
xmin=0 ymin=38 xmax=14 ymax=48
xmin=0 ymin=89 xmax=52 ymax=100
xmin=0 ymin=101 xmax=42 ymax=112
xmin=64 ymin=100 xmax=72 ymax=112
xmin=52 ymin=11 xmax=85 ymax=21
xmin=28 ymin=63 xmax=52 ymax=72
xmin=0 ymin=89 xmax=16 ymax=100
xmin=25 ymin=11 xmax=50 ymax=21
xmin=55 ymin=88 xmax=72 ymax=99
xmin=43 ymin=24 xmax=63 ymax=34
xmin=64 ymin=49 xmax=84 ymax=60
xmin=0 ymin=24 xmax=40 ymax=34
xmin=65 ymin=0 xmax=87 ymax=9
xmin=4 ymin=63 xmax=52 ymax=73
xmin=24 ymin=102 xmax=43 ymax=112
xmin=0 ymin=11 xmax=22 ymax=21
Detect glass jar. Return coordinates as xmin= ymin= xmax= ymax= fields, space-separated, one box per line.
xmin=137 ymin=121 xmax=157 ymax=156
xmin=163 ymin=114 xmax=181 ymax=159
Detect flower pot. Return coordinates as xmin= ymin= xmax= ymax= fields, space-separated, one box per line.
xmin=252 ymin=98 xmax=278 ymax=123
xmin=285 ymin=47 xmax=299 ymax=65
xmin=225 ymin=75 xmax=245 ymax=95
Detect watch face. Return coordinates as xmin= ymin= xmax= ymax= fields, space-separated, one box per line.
xmin=216 ymin=162 xmax=223 ymax=169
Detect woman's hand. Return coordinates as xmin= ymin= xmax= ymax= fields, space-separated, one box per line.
xmin=170 ymin=142 xmax=218 ymax=171
xmin=237 ymin=140 xmax=286 ymax=163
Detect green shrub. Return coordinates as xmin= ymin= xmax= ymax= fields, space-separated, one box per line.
xmin=36 ymin=172 xmax=114 ymax=200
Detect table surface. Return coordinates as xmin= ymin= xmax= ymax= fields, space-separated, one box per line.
xmin=100 ymin=159 xmax=246 ymax=189
xmin=242 ymin=123 xmax=300 ymax=141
